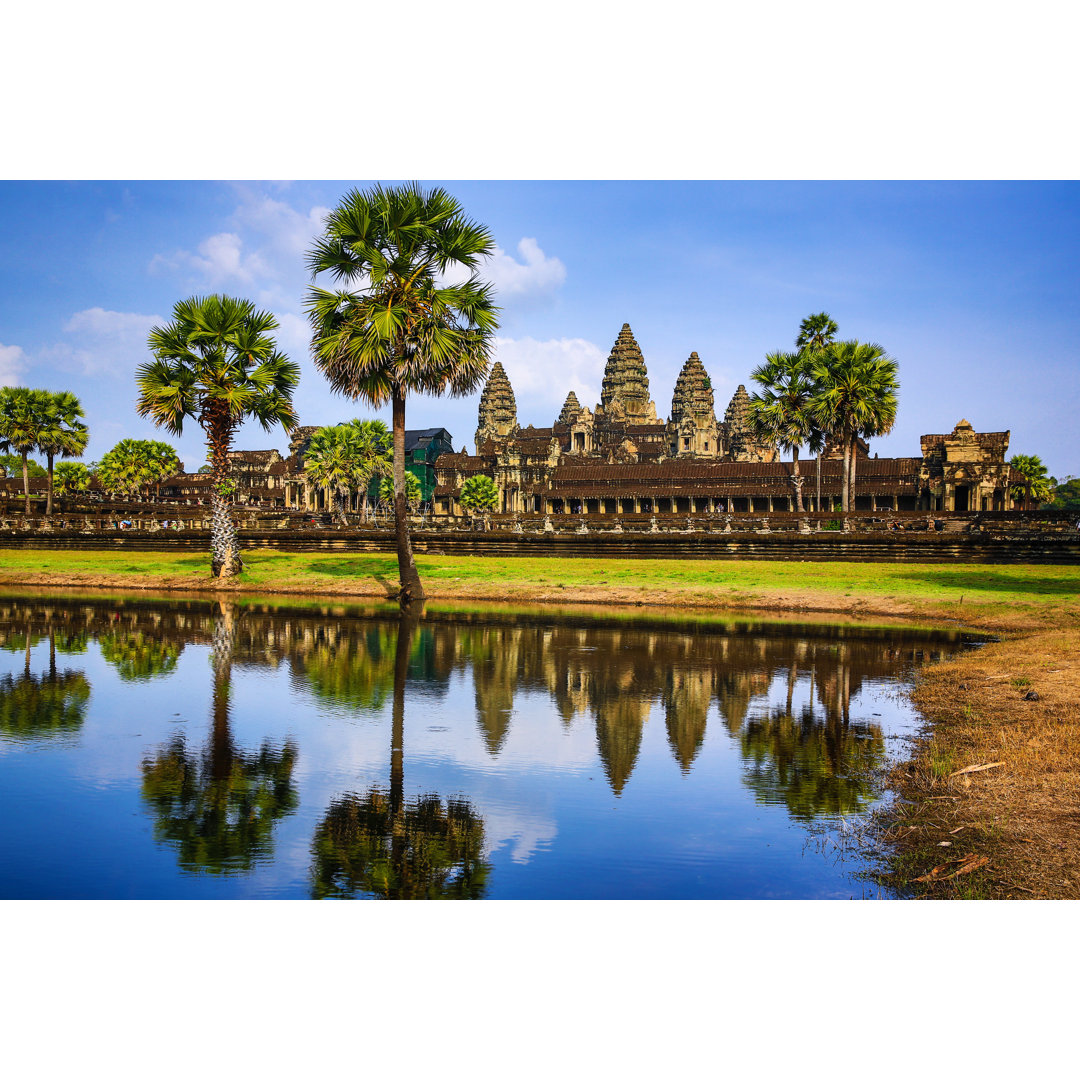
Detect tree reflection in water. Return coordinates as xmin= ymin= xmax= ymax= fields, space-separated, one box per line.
xmin=311 ymin=609 xmax=490 ymax=899
xmin=99 ymin=630 xmax=182 ymax=682
xmin=740 ymin=703 xmax=886 ymax=821
xmin=0 ymin=625 xmax=90 ymax=740
xmin=141 ymin=603 xmax=298 ymax=875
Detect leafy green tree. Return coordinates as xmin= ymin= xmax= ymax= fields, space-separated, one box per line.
xmin=748 ymin=351 xmax=816 ymax=512
xmin=306 ymin=184 xmax=499 ymax=604
xmin=0 ymin=454 xmax=46 ymax=480
xmin=379 ymin=471 xmax=421 ymax=510
xmin=96 ymin=439 xmax=180 ymax=499
xmin=54 ymin=461 xmax=91 ymax=498
xmin=459 ymin=474 xmax=499 ymax=518
xmin=1009 ymin=454 xmax=1052 ymax=509
xmin=810 ymin=342 xmax=899 ymax=512
xmin=1048 ymin=475 xmax=1080 ymax=515
xmin=0 ymin=387 xmax=51 ymax=512
xmin=137 ymin=294 xmax=300 ymax=578
xmin=795 ymin=312 xmax=839 ymax=510
xmin=38 ymin=391 xmax=88 ymax=516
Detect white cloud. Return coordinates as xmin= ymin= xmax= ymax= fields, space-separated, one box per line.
xmin=493 ymin=336 xmax=606 ymax=421
xmin=46 ymin=308 xmax=162 ymax=377
xmin=231 ymin=191 xmax=330 ymax=258
xmin=64 ymin=308 xmax=160 ymax=338
xmin=484 ymin=238 xmax=566 ymax=298
xmin=150 ymin=232 xmax=271 ymax=287
xmin=0 ymin=343 xmax=26 ymax=386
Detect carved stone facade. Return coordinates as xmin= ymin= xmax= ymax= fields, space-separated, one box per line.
xmin=920 ymin=419 xmax=1013 ymax=511
xmin=430 ymin=323 xmax=1020 ymax=519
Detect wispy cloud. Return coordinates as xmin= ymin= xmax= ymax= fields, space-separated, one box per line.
xmin=149 ymin=232 xmax=271 ymax=287
xmin=493 ymin=336 xmax=605 ymax=422
xmin=0 ymin=343 xmax=26 ymax=386
xmin=47 ymin=308 xmax=163 ymax=376
xmin=484 ymin=238 xmax=566 ymax=298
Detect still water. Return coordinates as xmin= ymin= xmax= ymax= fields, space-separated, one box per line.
xmin=0 ymin=593 xmax=971 ymax=900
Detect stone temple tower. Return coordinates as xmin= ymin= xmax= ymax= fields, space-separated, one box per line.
xmin=558 ymin=390 xmax=583 ymax=425
xmin=722 ymin=384 xmax=776 ymax=463
xmin=668 ymin=351 xmax=719 ymax=458
xmin=597 ymin=323 xmax=658 ymax=421
xmin=475 ymin=361 xmax=518 ymax=452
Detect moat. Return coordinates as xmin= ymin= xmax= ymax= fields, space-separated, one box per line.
xmin=0 ymin=594 xmax=976 ymax=899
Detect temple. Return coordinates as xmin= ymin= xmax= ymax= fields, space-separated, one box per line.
xmin=433 ymin=323 xmax=1018 ymax=518
xmin=140 ymin=322 xmax=1020 ymax=520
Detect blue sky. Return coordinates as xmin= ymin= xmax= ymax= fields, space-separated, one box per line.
xmin=2 ymin=180 xmax=1077 ymax=477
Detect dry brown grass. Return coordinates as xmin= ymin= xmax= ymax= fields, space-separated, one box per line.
xmin=876 ymin=628 xmax=1080 ymax=899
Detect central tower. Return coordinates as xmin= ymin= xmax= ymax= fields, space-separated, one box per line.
xmin=598 ymin=323 xmax=657 ymax=421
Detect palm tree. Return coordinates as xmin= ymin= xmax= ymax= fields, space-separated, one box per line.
xmin=1009 ymin=454 xmax=1051 ymax=509
xmin=348 ymin=418 xmax=392 ymax=523
xmin=303 ymin=424 xmax=366 ymax=524
xmin=37 ymin=391 xmax=88 ymax=517
xmin=95 ymin=438 xmax=180 ymax=500
xmin=0 ymin=387 xmax=50 ymax=513
xmin=796 ymin=312 xmax=839 ymax=353
xmin=54 ymin=462 xmax=91 ymax=499
xmin=810 ymin=342 xmax=899 ymax=512
xmin=747 ymin=351 xmax=816 ymax=512
xmin=795 ymin=313 xmax=839 ymax=512
xmin=379 ymin=471 xmax=421 ymax=512
xmin=137 ymin=295 xmax=299 ymax=578
xmin=306 ymin=184 xmax=499 ymax=605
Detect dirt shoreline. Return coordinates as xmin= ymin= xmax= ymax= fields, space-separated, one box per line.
xmin=3 ymin=567 xmax=1076 ymax=899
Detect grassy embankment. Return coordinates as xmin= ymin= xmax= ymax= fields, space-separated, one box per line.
xmin=2 ymin=547 xmax=1078 ymax=898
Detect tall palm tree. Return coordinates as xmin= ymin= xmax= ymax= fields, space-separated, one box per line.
xmin=1008 ymin=454 xmax=1051 ymax=509
xmin=137 ymin=295 xmax=299 ymax=578
xmin=0 ymin=387 xmax=50 ymax=513
xmin=748 ymin=351 xmax=816 ymax=512
xmin=810 ymin=342 xmax=899 ymax=512
xmin=795 ymin=313 xmax=839 ymax=512
xmin=306 ymin=184 xmax=499 ymax=604
xmin=37 ymin=391 xmax=88 ymax=517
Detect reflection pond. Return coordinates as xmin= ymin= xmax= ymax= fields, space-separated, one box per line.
xmin=0 ymin=594 xmax=977 ymax=899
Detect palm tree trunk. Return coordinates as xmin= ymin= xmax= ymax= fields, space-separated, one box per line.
xmin=841 ymin=438 xmax=851 ymax=513
xmin=848 ymin=439 xmax=859 ymax=511
xmin=208 ymin=416 xmax=241 ymax=579
xmin=392 ymin=388 xmax=425 ymax=605
xmin=815 ymin=451 xmax=822 ymax=513
xmin=792 ymin=447 xmax=803 ymax=513
xmin=46 ymin=451 xmax=55 ymax=516
xmin=21 ymin=451 xmax=30 ymax=514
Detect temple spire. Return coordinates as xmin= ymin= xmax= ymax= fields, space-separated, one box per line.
xmin=475 ymin=361 xmax=518 ymax=452
xmin=599 ymin=323 xmax=655 ymax=420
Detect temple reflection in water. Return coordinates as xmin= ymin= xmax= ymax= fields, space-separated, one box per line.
xmin=0 ymin=594 xmax=962 ymax=899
